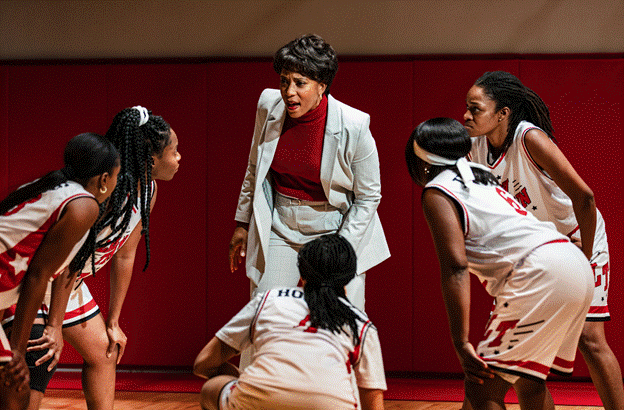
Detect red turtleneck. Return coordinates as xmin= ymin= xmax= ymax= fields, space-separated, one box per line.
xmin=270 ymin=95 xmax=328 ymax=201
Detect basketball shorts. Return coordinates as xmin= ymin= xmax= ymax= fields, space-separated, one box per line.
xmin=1 ymin=280 xmax=100 ymax=329
xmin=476 ymin=242 xmax=593 ymax=383
xmin=587 ymin=250 xmax=610 ymax=321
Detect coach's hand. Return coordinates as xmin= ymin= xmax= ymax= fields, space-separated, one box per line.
xmin=229 ymin=222 xmax=249 ymax=272
xmin=456 ymin=341 xmax=495 ymax=384
xmin=106 ymin=322 xmax=127 ymax=364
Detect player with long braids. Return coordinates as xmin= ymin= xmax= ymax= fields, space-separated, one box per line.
xmin=5 ymin=106 xmax=181 ymax=410
xmin=1 ymin=133 xmax=119 ymax=410
xmin=465 ymin=71 xmax=624 ymax=410
xmin=194 ymin=233 xmax=387 ymax=410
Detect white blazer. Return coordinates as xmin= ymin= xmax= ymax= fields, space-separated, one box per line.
xmin=235 ymin=89 xmax=390 ymax=284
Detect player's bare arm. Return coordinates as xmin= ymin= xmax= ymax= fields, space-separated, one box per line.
xmin=523 ymin=128 xmax=596 ymax=259
xmin=422 ymin=189 xmax=493 ymax=384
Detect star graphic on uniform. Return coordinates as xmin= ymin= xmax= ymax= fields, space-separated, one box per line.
xmin=494 ymin=350 xmax=500 ymax=355
xmin=532 ymin=206 xmax=537 ymax=210
xmin=508 ymin=346 xmax=513 ymax=349
xmin=503 ymin=302 xmax=509 ymax=308
xmin=9 ymin=253 xmax=30 ymax=275
xmin=496 ymin=175 xmax=502 ymax=180
xmin=602 ymin=297 xmax=605 ymax=301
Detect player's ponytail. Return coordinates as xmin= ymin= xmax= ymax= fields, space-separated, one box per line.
xmin=298 ymin=234 xmax=362 ymax=345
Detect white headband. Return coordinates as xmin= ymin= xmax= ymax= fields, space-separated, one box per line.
xmin=413 ymin=139 xmax=489 ymax=186
xmin=132 ymin=105 xmax=150 ymax=126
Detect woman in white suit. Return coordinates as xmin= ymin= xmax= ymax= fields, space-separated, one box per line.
xmin=229 ymin=34 xmax=389 ymax=311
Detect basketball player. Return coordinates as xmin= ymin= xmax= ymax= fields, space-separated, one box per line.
xmin=1 ymin=133 xmax=119 ymax=410
xmin=465 ymin=71 xmax=624 ymax=410
xmin=406 ymin=117 xmax=593 ymax=410
xmin=194 ymin=234 xmax=386 ymax=410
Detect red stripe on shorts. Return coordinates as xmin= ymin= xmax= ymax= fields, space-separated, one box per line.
xmin=65 ymin=298 xmax=98 ymax=320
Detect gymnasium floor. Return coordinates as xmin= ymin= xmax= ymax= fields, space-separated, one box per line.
xmin=41 ymin=370 xmax=605 ymax=409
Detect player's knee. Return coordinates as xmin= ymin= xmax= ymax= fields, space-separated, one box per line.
xmin=200 ymin=382 xmax=216 ymax=410
xmin=578 ymin=325 xmax=609 ymax=355
xmin=514 ymin=376 xmax=546 ymax=397
xmin=25 ymin=324 xmax=57 ymax=394
xmin=0 ymin=383 xmax=30 ymax=410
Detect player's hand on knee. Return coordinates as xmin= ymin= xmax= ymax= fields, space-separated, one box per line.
xmin=456 ymin=342 xmax=495 ymax=384
xmin=106 ymin=323 xmax=127 ymax=364
xmin=2 ymin=350 xmax=30 ymax=391
xmin=27 ymin=324 xmax=64 ymax=370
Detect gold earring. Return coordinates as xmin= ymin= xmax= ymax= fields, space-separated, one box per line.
xmin=100 ymin=186 xmax=108 ymax=194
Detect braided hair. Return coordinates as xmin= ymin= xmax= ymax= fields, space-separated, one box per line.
xmin=474 ymin=71 xmax=554 ymax=154
xmin=1 ymin=133 xmax=119 ymax=270
xmin=297 ymin=234 xmax=362 ymax=345
xmin=70 ymin=107 xmax=171 ymax=273
xmin=405 ymin=117 xmax=498 ymax=187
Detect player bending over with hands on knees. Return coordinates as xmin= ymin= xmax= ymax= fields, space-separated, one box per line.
xmin=194 ymin=233 xmax=386 ymax=410
xmin=405 ymin=117 xmax=593 ymax=410
xmin=465 ymin=71 xmax=623 ymax=410
xmin=0 ymin=133 xmax=119 ymax=410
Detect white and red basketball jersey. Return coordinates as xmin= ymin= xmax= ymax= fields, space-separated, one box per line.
xmin=0 ymin=181 xmax=155 ymax=327
xmin=0 ymin=181 xmax=93 ymax=309
xmin=217 ymin=288 xmax=386 ymax=408
xmin=468 ymin=121 xmax=607 ymax=252
xmin=425 ymin=169 xmax=567 ymax=296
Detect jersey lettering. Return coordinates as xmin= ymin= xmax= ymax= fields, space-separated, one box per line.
xmin=277 ymin=289 xmax=304 ymax=298
xmin=501 ymin=179 xmax=509 ymax=192
xmin=514 ymin=187 xmax=531 ymax=208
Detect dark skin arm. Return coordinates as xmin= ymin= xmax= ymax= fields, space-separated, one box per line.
xmin=193 ymin=336 xmax=240 ymax=380
xmin=422 ymin=188 xmax=494 ymax=384
xmin=106 ymin=182 xmax=158 ymax=363
xmin=524 ymin=129 xmax=596 ymax=259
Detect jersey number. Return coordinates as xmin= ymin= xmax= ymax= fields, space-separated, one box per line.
xmin=495 ymin=187 xmax=527 ymax=216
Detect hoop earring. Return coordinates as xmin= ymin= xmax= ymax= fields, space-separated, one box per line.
xmin=100 ymin=186 xmax=108 ymax=194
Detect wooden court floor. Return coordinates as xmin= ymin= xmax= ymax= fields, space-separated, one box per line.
xmin=40 ymin=389 xmax=605 ymax=410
